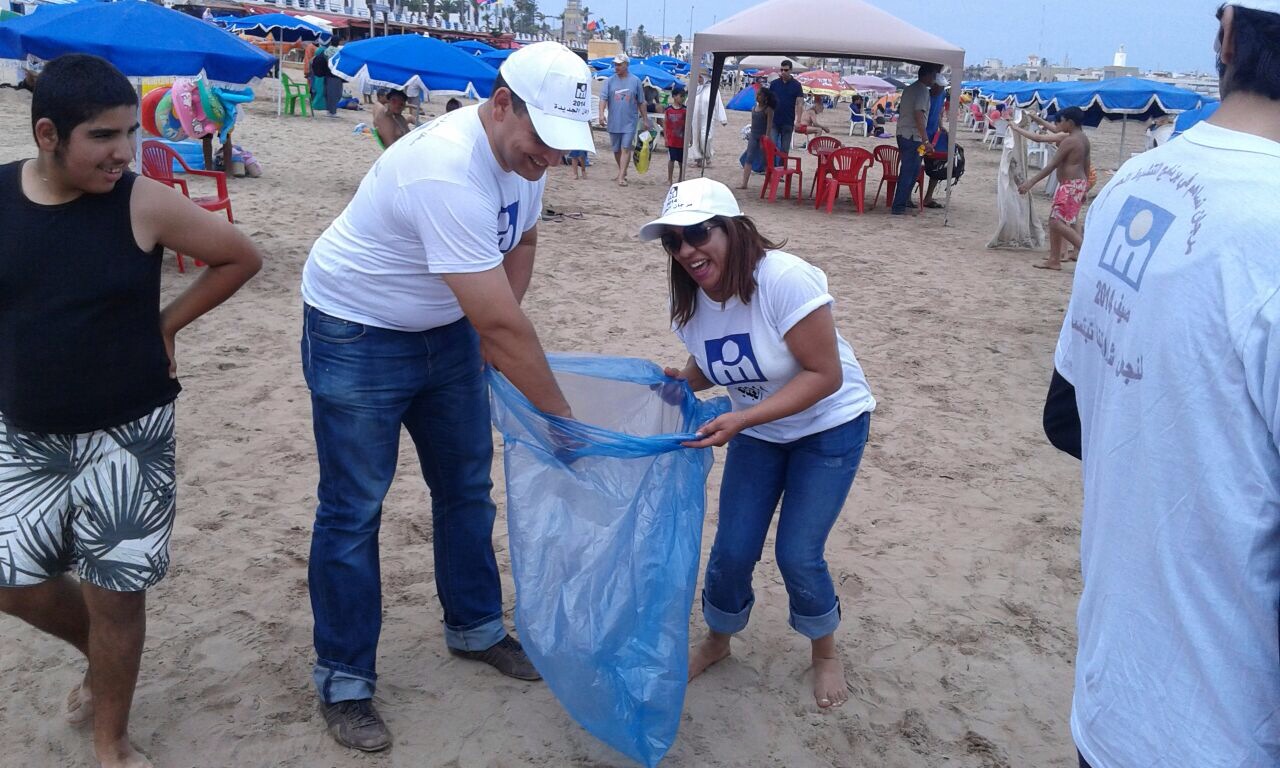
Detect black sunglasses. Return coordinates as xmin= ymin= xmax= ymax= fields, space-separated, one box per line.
xmin=661 ymin=221 xmax=722 ymax=253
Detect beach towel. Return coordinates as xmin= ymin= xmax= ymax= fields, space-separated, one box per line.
xmin=488 ymin=355 xmax=728 ymax=768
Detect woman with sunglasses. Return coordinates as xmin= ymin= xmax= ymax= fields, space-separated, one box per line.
xmin=640 ymin=178 xmax=876 ymax=709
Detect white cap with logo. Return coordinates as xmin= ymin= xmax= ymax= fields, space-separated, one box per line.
xmin=499 ymin=41 xmax=594 ymax=152
xmin=639 ymin=178 xmax=743 ymax=241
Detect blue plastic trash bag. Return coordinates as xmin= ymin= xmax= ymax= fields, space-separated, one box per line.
xmin=488 ymin=354 xmax=729 ymax=767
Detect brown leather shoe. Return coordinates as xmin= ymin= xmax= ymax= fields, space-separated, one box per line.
xmin=320 ymin=698 xmax=392 ymax=752
xmin=448 ymin=634 xmax=542 ymax=681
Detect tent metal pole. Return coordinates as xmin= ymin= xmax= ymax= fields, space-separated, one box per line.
xmin=943 ymin=73 xmax=958 ymax=227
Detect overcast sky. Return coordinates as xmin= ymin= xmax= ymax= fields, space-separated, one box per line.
xmin=578 ymin=0 xmax=1225 ymax=74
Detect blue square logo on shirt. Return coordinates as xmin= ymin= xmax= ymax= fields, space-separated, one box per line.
xmin=1098 ymin=196 xmax=1175 ymax=291
xmin=705 ymin=334 xmax=767 ymax=386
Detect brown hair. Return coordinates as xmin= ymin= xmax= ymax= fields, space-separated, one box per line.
xmin=669 ymin=216 xmax=787 ymax=328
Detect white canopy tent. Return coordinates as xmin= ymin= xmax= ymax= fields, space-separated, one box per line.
xmin=688 ymin=0 xmax=964 ymax=222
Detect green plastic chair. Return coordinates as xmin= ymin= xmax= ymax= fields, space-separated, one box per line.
xmin=282 ymin=73 xmax=313 ymax=117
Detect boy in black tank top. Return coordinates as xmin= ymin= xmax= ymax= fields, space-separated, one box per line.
xmin=0 ymin=55 xmax=262 ymax=768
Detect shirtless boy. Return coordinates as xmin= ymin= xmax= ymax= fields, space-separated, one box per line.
xmin=1016 ymin=106 xmax=1091 ymax=270
xmin=373 ymin=89 xmax=411 ymax=148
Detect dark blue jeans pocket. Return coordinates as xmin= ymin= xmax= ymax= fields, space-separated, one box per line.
xmin=307 ymin=308 xmax=366 ymax=344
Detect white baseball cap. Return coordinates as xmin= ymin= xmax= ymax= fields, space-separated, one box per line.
xmin=499 ymin=42 xmax=594 ymax=152
xmin=613 ymin=53 xmax=629 ymax=65
xmin=639 ymin=178 xmax=743 ymax=241
xmin=1232 ymin=1 xmax=1280 ymax=12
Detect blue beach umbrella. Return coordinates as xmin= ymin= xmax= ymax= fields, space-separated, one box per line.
xmin=642 ymin=54 xmax=689 ymax=74
xmin=477 ymin=47 xmax=515 ymax=68
xmin=588 ymin=56 xmax=614 ymax=71
xmin=1012 ymin=81 xmax=1074 ymax=108
xmin=451 ymin=39 xmax=495 ymax=55
xmin=0 ymin=0 xmax=274 ymax=87
xmin=596 ymin=61 xmax=681 ymax=90
xmin=219 ymin=13 xmax=331 ymax=44
xmin=1050 ymin=77 xmax=1209 ymax=166
xmin=330 ymin=33 xmax=498 ymax=98
xmin=1050 ymin=77 xmax=1207 ymax=122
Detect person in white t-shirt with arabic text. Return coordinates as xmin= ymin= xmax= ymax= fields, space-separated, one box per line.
xmin=1044 ymin=3 xmax=1280 ymax=765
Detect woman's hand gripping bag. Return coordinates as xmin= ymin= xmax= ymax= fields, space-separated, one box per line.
xmin=488 ymin=354 xmax=729 ymax=767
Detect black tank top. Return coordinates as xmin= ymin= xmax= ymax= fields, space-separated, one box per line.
xmin=0 ymin=161 xmax=180 ymax=434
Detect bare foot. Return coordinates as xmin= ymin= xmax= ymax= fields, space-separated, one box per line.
xmin=66 ymin=673 xmax=93 ymax=726
xmin=687 ymin=633 xmax=731 ymax=681
xmin=1033 ymin=260 xmax=1062 ymax=271
xmin=812 ymin=656 xmax=849 ymax=709
xmin=736 ymin=183 xmax=749 ymax=189
xmin=96 ymin=736 xmax=152 ymax=768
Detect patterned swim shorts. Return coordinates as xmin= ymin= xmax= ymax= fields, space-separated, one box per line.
xmin=0 ymin=403 xmax=176 ymax=592
xmin=1051 ymin=178 xmax=1089 ymax=225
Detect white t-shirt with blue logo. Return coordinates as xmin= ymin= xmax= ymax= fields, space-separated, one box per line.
xmin=1055 ymin=121 xmax=1280 ymax=767
xmin=674 ymin=250 xmax=875 ymax=443
xmin=302 ymin=105 xmax=544 ymax=332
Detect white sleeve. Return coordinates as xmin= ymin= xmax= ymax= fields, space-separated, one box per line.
xmin=522 ymin=179 xmax=544 ymax=235
xmin=1240 ymin=287 xmax=1280 ymax=451
xmin=763 ymin=262 xmax=834 ymax=336
xmin=395 ymin=180 xmax=502 ymax=274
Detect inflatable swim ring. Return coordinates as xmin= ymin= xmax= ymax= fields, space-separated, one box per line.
xmin=171 ymin=78 xmax=214 ymax=140
xmin=155 ymin=90 xmax=186 ymax=142
xmin=140 ymin=86 xmax=169 ymax=138
xmin=213 ymin=87 xmax=253 ymax=142
xmin=196 ymin=78 xmax=225 ymax=124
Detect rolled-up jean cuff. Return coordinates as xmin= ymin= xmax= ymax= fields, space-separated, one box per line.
xmin=314 ymin=661 xmax=376 ymax=704
xmin=702 ymin=590 xmax=753 ymax=635
xmin=443 ymin=616 xmax=507 ymax=652
xmin=788 ymin=599 xmax=840 ymax=639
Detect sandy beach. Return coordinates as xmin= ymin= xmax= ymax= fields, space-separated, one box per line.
xmin=0 ymin=76 xmax=1131 ymax=767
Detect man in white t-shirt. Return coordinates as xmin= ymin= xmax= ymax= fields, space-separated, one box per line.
xmin=299 ymin=42 xmax=592 ymax=753
xmin=1045 ymin=4 xmax=1280 ymax=766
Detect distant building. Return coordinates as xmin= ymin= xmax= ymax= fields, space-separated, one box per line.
xmin=1104 ymin=65 xmax=1140 ymax=78
xmin=1113 ymin=44 xmax=1127 ymax=68
xmin=983 ymin=57 xmax=1003 ymax=70
xmin=562 ymin=0 xmax=582 ymax=46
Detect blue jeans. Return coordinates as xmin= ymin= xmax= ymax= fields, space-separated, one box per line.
xmin=892 ymin=135 xmax=923 ymax=213
xmin=702 ymin=414 xmax=870 ymax=640
xmin=769 ymin=124 xmax=795 ymax=155
xmin=301 ymin=305 xmax=507 ymax=704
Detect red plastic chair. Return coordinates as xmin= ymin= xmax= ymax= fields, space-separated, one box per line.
xmin=869 ymin=144 xmax=925 ymax=212
xmin=140 ymin=140 xmax=234 ymax=272
xmin=805 ymin=135 xmax=843 ymax=200
xmin=968 ymin=102 xmax=987 ymax=133
xmin=820 ymin=147 xmax=873 ymax=214
xmin=760 ymin=136 xmax=803 ymax=203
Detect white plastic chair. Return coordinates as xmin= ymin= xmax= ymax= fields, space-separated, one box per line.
xmin=847 ymin=105 xmax=869 ymax=137
xmin=1027 ymin=141 xmax=1049 ymax=168
xmin=985 ymin=118 xmax=1008 ymax=149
